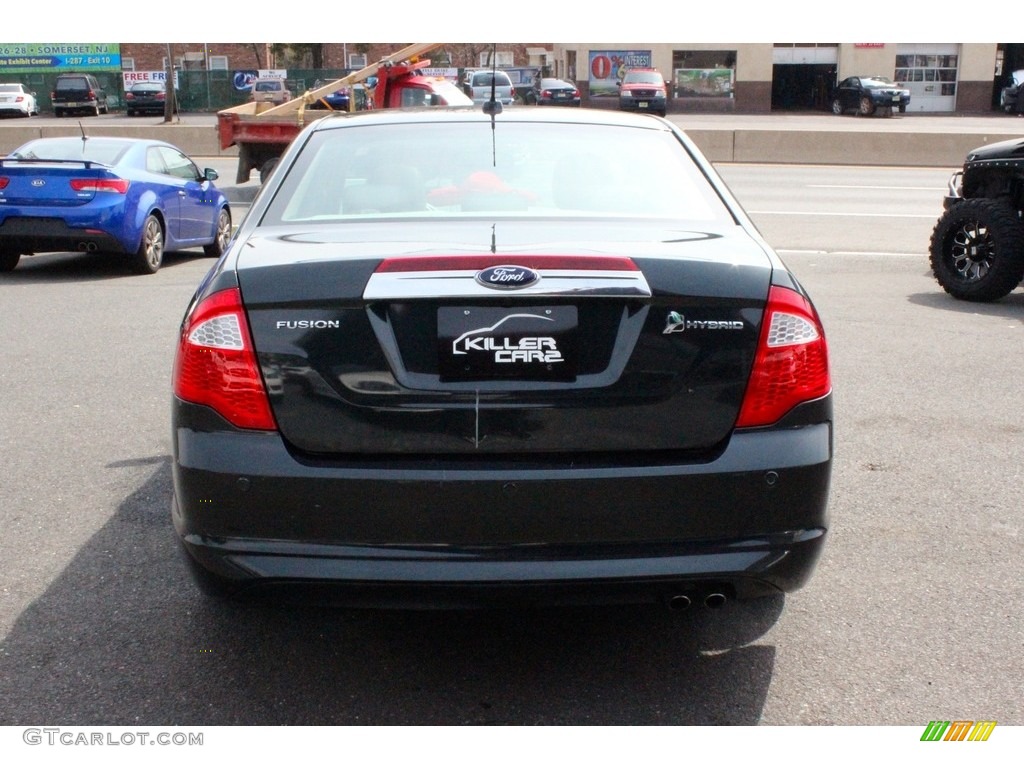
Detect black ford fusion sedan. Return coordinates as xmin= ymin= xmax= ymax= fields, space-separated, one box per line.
xmin=171 ymin=107 xmax=833 ymax=610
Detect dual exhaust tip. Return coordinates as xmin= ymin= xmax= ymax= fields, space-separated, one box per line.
xmin=667 ymin=590 xmax=728 ymax=611
xmin=77 ymin=242 xmax=98 ymax=252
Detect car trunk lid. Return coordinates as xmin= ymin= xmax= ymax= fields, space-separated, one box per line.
xmin=236 ymin=220 xmax=773 ymax=457
xmin=0 ymin=160 xmax=120 ymax=205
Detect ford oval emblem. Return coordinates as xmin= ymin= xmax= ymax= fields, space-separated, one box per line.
xmin=475 ymin=265 xmax=540 ymax=290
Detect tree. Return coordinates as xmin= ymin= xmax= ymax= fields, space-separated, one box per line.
xmin=270 ymin=44 xmax=325 ymax=69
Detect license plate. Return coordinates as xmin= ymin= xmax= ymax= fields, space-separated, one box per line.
xmin=638 ymin=101 xmax=648 ymax=108
xmin=66 ymin=102 xmax=80 ymax=107
xmin=438 ymin=305 xmax=578 ymax=381
xmin=892 ymin=96 xmax=900 ymax=103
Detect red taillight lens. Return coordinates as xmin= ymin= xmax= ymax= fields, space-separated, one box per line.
xmin=125 ymin=93 xmax=134 ymax=100
xmin=173 ymin=288 xmax=276 ymax=431
xmin=156 ymin=91 xmax=166 ymax=100
xmin=736 ymin=285 xmax=831 ymax=428
xmin=0 ymin=177 xmax=9 ymax=190
xmin=70 ymin=178 xmax=130 ymax=194
xmin=510 ymin=86 xmax=516 ymax=97
xmin=375 ymin=255 xmax=639 ymax=272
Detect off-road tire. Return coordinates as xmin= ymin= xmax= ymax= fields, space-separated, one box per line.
xmin=0 ymin=250 xmax=21 ymax=272
xmin=133 ymin=214 xmax=165 ymax=274
xmin=929 ymin=198 xmax=1024 ymax=302
xmin=204 ymin=207 xmax=232 ymax=258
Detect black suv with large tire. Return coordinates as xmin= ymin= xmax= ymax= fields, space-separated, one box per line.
xmin=929 ymin=138 xmax=1024 ymax=302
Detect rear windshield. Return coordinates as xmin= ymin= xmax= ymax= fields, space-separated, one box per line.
xmin=56 ymin=78 xmax=89 ymax=90
xmin=10 ymin=138 xmax=131 ymax=165
xmin=0 ymin=84 xmax=23 ymax=93
xmin=262 ymin=120 xmax=733 ymax=224
xmin=255 ymin=81 xmax=283 ymax=91
xmin=473 ymin=73 xmax=511 ymax=87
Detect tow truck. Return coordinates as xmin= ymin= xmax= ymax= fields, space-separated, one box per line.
xmin=216 ymin=44 xmax=472 ymax=184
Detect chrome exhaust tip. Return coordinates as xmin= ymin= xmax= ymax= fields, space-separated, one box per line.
xmin=667 ymin=594 xmax=692 ymax=611
xmin=703 ymin=592 xmax=727 ymax=609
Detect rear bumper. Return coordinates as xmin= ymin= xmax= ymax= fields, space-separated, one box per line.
xmin=0 ymin=213 xmax=130 ymax=254
xmin=172 ymin=399 xmax=832 ymax=605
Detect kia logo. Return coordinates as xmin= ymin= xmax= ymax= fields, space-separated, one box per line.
xmin=475 ymin=265 xmax=540 ymax=290
xmin=31 ymin=179 xmax=45 ymax=187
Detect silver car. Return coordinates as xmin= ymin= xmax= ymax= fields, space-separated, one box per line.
xmin=462 ymin=70 xmax=516 ymax=106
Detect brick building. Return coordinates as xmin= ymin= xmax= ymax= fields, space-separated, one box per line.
xmin=119 ymin=43 xmax=550 ymax=73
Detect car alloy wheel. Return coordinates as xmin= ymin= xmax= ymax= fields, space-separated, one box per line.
xmin=134 ymin=214 xmax=165 ymax=274
xmin=858 ymin=96 xmax=875 ymax=116
xmin=204 ymin=208 xmax=232 ymax=258
xmin=831 ymin=98 xmax=843 ymax=115
xmin=929 ymin=198 xmax=1024 ymax=301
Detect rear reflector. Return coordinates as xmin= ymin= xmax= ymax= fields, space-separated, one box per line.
xmin=70 ymin=178 xmax=130 ymax=194
xmin=173 ymin=288 xmax=276 ymax=431
xmin=736 ymin=285 xmax=830 ymax=428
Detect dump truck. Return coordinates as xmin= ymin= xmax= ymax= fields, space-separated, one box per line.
xmin=216 ymin=44 xmax=472 ymax=184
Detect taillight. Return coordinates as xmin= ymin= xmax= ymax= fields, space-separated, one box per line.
xmin=87 ymin=90 xmax=96 ymax=99
xmin=736 ymin=285 xmax=830 ymax=428
xmin=510 ymin=86 xmax=516 ymax=97
xmin=173 ymin=288 xmax=276 ymax=431
xmin=125 ymin=93 xmax=134 ymax=100
xmin=70 ymin=178 xmax=130 ymax=194
xmin=0 ymin=177 xmax=8 ymax=190
xmin=375 ymin=255 xmax=639 ymax=272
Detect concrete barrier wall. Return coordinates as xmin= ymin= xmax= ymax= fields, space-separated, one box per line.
xmin=686 ymin=128 xmax=1021 ymax=167
xmin=0 ymin=125 xmax=234 ymax=157
xmin=2 ymin=120 xmax=1020 ymax=167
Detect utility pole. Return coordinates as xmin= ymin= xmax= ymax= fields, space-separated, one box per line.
xmin=163 ymin=44 xmax=177 ymax=123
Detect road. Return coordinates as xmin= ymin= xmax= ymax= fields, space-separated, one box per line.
xmin=0 ymin=164 xmax=1021 ymax=728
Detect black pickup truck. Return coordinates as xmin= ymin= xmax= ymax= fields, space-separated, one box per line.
xmin=929 ymin=137 xmax=1024 ymax=302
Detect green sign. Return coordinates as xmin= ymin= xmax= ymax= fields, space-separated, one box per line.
xmin=0 ymin=43 xmax=121 ymax=72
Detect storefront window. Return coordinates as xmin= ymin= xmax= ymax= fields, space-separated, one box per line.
xmin=671 ymin=50 xmax=736 ymax=99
